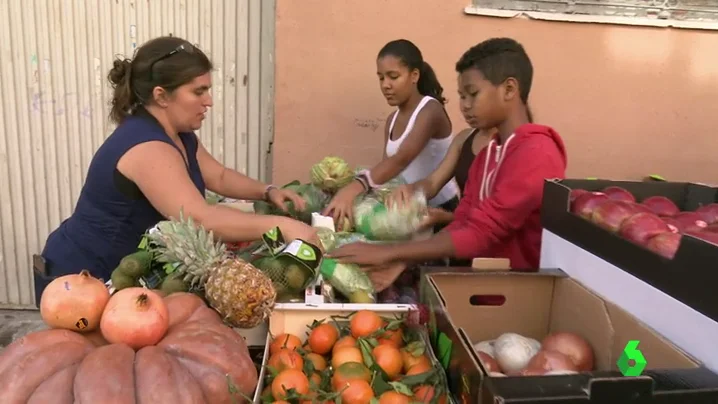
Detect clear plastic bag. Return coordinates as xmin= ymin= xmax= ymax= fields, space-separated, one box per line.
xmin=353 ymin=190 xmax=428 ymax=241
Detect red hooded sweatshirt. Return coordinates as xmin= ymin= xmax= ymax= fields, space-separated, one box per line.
xmin=445 ymin=123 xmax=567 ymax=269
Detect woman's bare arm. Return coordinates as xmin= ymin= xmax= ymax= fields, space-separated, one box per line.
xmin=194 ymin=137 xmax=268 ymax=200
xmin=117 ymin=141 xmax=304 ymax=242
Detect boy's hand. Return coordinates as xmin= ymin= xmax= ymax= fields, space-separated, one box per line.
xmin=363 ymin=262 xmax=407 ymax=292
xmin=418 ymin=207 xmax=454 ymax=231
xmin=328 ymin=242 xmax=396 ymax=267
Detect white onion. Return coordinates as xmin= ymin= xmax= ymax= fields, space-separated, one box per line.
xmin=488 ymin=372 xmax=507 ymax=377
xmin=473 ymin=339 xmax=496 ymax=358
xmin=493 ymin=333 xmax=540 ymax=375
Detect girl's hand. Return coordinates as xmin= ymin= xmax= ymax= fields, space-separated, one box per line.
xmin=322 ymin=181 xmax=364 ymax=228
xmin=385 ymin=184 xmax=417 ymax=209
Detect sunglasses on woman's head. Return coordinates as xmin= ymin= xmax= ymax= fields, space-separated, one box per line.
xmin=148 ymin=43 xmax=198 ymax=81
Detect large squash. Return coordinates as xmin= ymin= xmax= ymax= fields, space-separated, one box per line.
xmin=0 ymin=292 xmax=258 ymax=404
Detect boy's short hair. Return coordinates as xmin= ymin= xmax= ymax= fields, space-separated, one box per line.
xmin=455 ymin=38 xmax=533 ymax=103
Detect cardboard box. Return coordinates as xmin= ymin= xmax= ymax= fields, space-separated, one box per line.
xmin=422 ymin=269 xmax=718 ymax=403
xmin=541 ymin=179 xmax=718 ymax=373
xmin=541 ymin=178 xmax=718 ymax=321
xmin=253 ymin=304 xmax=448 ymax=403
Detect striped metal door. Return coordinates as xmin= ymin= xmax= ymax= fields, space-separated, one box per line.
xmin=0 ymin=0 xmax=276 ymax=308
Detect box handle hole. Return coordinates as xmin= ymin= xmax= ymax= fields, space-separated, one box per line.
xmin=469 ymin=294 xmax=506 ymax=306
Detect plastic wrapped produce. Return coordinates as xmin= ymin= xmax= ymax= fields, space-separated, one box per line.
xmin=353 ymin=191 xmax=427 ymax=241
xmin=319 ymin=258 xmax=376 ymax=303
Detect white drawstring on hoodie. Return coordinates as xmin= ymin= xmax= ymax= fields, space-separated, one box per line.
xmin=479 ymin=134 xmax=516 ymax=201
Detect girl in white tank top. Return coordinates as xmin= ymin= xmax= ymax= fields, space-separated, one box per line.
xmin=385 ymin=96 xmax=459 ymax=207
xmin=323 ymin=39 xmax=459 ymax=227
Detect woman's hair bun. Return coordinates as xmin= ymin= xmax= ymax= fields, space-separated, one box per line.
xmin=109 ymin=58 xmax=132 ymax=86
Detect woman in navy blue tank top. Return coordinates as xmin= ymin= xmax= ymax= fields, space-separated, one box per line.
xmin=36 ymin=36 xmax=317 ymax=304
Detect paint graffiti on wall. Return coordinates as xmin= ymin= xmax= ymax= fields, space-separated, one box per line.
xmin=353 ymin=118 xmax=384 ymax=132
xmin=30 ymin=91 xmax=93 ymax=119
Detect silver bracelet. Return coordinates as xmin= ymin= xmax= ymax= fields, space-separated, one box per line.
xmin=263 ymin=184 xmax=277 ymax=201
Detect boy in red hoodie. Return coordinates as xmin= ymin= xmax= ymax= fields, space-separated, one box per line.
xmin=330 ymin=38 xmax=567 ymax=290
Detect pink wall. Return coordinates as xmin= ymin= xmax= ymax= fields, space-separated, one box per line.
xmin=272 ymin=0 xmax=718 ymax=185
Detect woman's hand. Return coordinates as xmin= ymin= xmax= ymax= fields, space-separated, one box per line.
xmin=329 ymin=242 xmax=396 ymax=267
xmin=322 ymin=181 xmax=364 ymax=228
xmin=363 ymin=262 xmax=407 ymax=292
xmin=267 ymin=187 xmax=306 ymax=213
xmin=279 ymin=218 xmax=320 ymax=247
xmin=385 ymin=184 xmax=417 ymax=209
xmin=418 ymin=207 xmax=454 ymax=231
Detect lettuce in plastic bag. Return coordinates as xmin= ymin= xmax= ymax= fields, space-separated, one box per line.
xmin=353 ymin=191 xmax=427 ymax=241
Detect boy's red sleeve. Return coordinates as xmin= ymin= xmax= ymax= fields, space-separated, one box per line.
xmin=446 ymin=140 xmax=565 ymax=259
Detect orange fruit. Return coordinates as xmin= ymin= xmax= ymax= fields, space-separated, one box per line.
xmin=372 ymin=344 xmax=403 ymax=380
xmin=350 ymin=310 xmax=384 ymax=338
xmin=340 ymin=379 xmax=374 ymax=404
xmin=270 ymin=333 xmax=302 ymax=355
xmin=401 ymin=350 xmax=431 ymax=372
xmin=272 ymin=369 xmax=309 ymax=400
xmin=378 ymin=327 xmax=404 ymax=348
xmin=268 ymin=348 xmax=304 ymax=372
xmin=305 ymin=352 xmax=328 ymax=372
xmin=333 ymin=336 xmax=357 ymax=353
xmin=332 ymin=361 xmax=371 ymax=391
xmin=331 ymin=346 xmax=364 ymax=369
xmin=413 ymin=385 xmax=445 ymax=404
xmin=309 ymin=372 xmax=322 ymax=387
xmin=309 ymin=323 xmax=339 ymax=354
xmin=406 ymin=360 xmax=432 ymax=376
xmin=379 ymin=390 xmax=411 ymax=404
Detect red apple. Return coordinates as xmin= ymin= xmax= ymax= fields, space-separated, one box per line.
xmin=645 ymin=232 xmax=682 ymax=259
xmin=685 ymin=229 xmax=718 ymax=246
xmin=569 ymin=189 xmax=590 ymax=204
xmin=602 ymin=186 xmax=636 ymax=203
xmin=619 ymin=212 xmax=671 ymax=246
xmin=660 ymin=217 xmax=681 ymax=233
xmin=571 ymin=192 xmax=609 ymax=219
xmin=696 ymin=204 xmax=718 ymax=224
xmin=591 ymin=200 xmax=642 ymax=233
xmin=641 ymin=196 xmax=680 ymax=217
xmin=671 ymin=212 xmax=708 ymax=232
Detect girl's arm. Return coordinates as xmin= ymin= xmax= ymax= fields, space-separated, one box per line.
xmin=117 ymin=141 xmax=316 ymax=243
xmin=413 ymin=128 xmax=473 ymax=200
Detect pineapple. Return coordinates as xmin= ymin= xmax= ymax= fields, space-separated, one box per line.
xmin=148 ymin=211 xmax=276 ymax=328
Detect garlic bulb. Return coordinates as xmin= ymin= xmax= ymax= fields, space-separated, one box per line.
xmin=493 ymin=333 xmax=540 ymax=374
xmin=473 ymin=339 xmax=496 ymax=358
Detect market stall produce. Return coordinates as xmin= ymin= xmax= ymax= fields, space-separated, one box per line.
xmin=259 ymin=310 xmax=450 ymax=404
xmin=1 ymin=273 xmax=258 ymax=404
xmin=472 ymin=331 xmax=594 ymax=377
xmin=570 ymin=185 xmax=718 ymax=259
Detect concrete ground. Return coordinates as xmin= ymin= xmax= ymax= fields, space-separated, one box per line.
xmin=0 ymin=309 xmax=47 ymax=351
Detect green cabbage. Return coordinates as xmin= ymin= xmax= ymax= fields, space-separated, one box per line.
xmin=253 ymin=181 xmax=331 ymax=224
xmin=311 ymin=156 xmax=354 ymax=193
